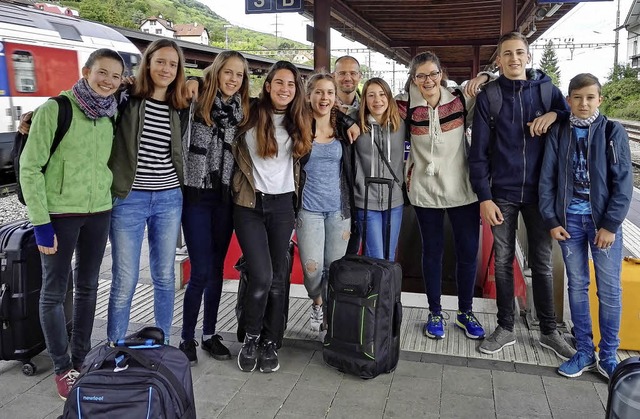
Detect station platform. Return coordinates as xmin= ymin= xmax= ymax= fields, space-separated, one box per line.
xmin=1 ymin=188 xmax=640 ymax=418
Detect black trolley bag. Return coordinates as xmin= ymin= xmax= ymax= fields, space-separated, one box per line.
xmin=61 ymin=327 xmax=196 ymax=419
xmin=235 ymin=237 xmax=295 ymax=348
xmin=323 ymin=175 xmax=403 ymax=379
xmin=0 ymin=219 xmax=72 ymax=376
xmin=605 ymin=356 xmax=640 ymax=419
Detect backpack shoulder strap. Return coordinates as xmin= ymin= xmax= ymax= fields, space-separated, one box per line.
xmin=46 ymin=95 xmax=73 ymax=169
xmin=451 ymin=88 xmax=467 ymax=129
xmin=403 ymin=93 xmax=414 ymax=142
xmin=484 ymin=81 xmax=501 ymax=131
xmin=540 ymin=80 xmax=553 ymax=113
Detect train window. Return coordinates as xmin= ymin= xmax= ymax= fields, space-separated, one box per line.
xmin=12 ymin=51 xmax=37 ymax=93
xmin=50 ymin=22 xmax=82 ymax=42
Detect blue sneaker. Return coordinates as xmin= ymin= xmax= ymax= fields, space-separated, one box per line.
xmin=558 ymin=351 xmax=597 ymax=378
xmin=455 ymin=311 xmax=485 ymax=339
xmin=597 ymin=357 xmax=618 ymax=380
xmin=424 ymin=312 xmax=445 ymax=339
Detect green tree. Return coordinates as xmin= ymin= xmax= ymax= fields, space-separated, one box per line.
xmin=607 ymin=63 xmax=639 ymax=82
xmin=539 ymin=40 xmax=560 ymax=87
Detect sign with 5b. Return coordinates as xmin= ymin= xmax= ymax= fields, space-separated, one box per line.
xmin=245 ymin=0 xmax=303 ymax=14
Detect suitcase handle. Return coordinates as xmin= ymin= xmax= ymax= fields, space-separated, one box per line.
xmin=363 ymin=176 xmax=394 ymax=260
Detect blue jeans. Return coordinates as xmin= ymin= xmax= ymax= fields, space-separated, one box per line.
xmin=296 ymin=209 xmax=350 ymax=300
xmin=492 ymin=199 xmax=557 ymax=334
xmin=233 ymin=192 xmax=295 ymax=341
xmin=559 ymin=213 xmax=622 ymax=360
xmin=354 ymin=205 xmax=403 ymax=261
xmin=180 ymin=189 xmax=234 ymax=341
xmin=414 ymin=202 xmax=479 ymax=313
xmin=40 ymin=212 xmax=111 ymax=374
xmin=107 ymin=188 xmax=183 ymax=343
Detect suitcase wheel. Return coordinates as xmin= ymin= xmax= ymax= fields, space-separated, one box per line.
xmin=21 ymin=362 xmax=36 ymax=376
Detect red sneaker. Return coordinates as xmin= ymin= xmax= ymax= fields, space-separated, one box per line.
xmin=55 ymin=369 xmax=79 ymax=401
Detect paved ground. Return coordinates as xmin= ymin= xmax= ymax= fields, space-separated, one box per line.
xmin=0 ymin=322 xmax=612 ymax=419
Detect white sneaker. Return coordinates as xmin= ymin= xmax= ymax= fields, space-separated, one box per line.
xmin=310 ymin=303 xmax=323 ymax=332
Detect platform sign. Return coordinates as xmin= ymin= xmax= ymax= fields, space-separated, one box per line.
xmin=245 ymin=0 xmax=303 ymax=14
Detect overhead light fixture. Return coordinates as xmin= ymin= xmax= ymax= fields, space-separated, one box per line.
xmin=545 ymin=3 xmax=562 ymax=17
xmin=525 ymin=24 xmax=537 ymax=38
xmin=535 ymin=7 xmax=548 ymax=21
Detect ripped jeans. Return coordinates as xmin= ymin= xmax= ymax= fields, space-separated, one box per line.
xmin=559 ymin=213 xmax=623 ymax=361
xmin=296 ymin=209 xmax=350 ymax=301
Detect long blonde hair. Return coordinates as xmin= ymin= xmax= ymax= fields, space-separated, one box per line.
xmin=359 ymin=78 xmax=400 ymax=133
xmin=197 ymin=51 xmax=250 ymax=126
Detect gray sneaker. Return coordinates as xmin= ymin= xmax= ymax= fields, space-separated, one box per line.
xmin=539 ymin=330 xmax=577 ymax=361
xmin=479 ymin=326 xmax=516 ymax=354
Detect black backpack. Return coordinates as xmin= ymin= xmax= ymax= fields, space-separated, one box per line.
xmin=11 ymin=95 xmax=72 ymax=205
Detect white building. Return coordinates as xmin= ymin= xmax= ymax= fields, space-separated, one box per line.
xmin=173 ymin=23 xmax=209 ymax=45
xmin=623 ymin=0 xmax=640 ymax=68
xmin=139 ymin=15 xmax=176 ymax=38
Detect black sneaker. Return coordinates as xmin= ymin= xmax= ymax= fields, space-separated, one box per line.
xmin=202 ymin=335 xmax=232 ymax=360
xmin=237 ymin=334 xmax=259 ymax=372
xmin=179 ymin=340 xmax=198 ymax=365
xmin=259 ymin=339 xmax=280 ymax=373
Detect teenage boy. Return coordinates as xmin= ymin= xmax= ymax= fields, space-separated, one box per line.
xmin=469 ymin=31 xmax=576 ymax=359
xmin=539 ymin=73 xmax=632 ymax=379
xmin=333 ymin=56 xmax=362 ymax=113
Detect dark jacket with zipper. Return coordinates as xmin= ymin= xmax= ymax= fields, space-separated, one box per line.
xmin=538 ymin=114 xmax=633 ymax=234
xmin=469 ymin=70 xmax=569 ymax=204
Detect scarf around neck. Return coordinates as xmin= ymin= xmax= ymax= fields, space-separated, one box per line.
xmin=71 ymin=78 xmax=118 ymax=120
xmin=183 ymin=90 xmax=243 ymax=196
xmin=570 ymin=109 xmax=599 ymax=127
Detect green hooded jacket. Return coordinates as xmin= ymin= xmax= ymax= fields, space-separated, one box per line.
xmin=19 ymin=90 xmax=114 ymax=226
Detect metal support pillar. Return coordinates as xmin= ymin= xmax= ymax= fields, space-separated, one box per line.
xmin=313 ymin=0 xmax=331 ymax=71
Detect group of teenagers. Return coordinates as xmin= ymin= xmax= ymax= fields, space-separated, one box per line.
xmin=18 ymin=29 xmax=633 ymax=401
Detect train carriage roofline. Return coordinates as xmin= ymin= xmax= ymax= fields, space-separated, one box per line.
xmin=0 ymin=2 xmax=139 ymax=54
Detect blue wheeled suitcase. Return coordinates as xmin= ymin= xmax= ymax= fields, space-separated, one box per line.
xmin=0 ymin=219 xmax=72 ymax=376
xmin=61 ymin=327 xmax=196 ymax=419
xmin=323 ymin=177 xmax=403 ymax=379
xmin=605 ymin=356 xmax=640 ymax=419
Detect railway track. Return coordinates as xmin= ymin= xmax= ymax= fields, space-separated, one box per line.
xmin=614 ymin=119 xmax=640 ymax=169
xmin=0 ymin=182 xmax=17 ymax=197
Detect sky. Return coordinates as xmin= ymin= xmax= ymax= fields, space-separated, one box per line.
xmin=203 ymin=0 xmax=633 ymax=94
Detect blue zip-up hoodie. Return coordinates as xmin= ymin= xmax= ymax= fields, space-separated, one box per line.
xmin=469 ymin=70 xmax=569 ymax=204
xmin=538 ymin=114 xmax=633 ymax=234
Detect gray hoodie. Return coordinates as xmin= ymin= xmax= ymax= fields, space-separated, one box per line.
xmin=353 ymin=115 xmax=406 ymax=211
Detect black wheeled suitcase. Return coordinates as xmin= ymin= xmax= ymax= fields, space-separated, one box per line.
xmin=61 ymin=327 xmax=196 ymax=419
xmin=235 ymin=238 xmax=295 ymax=348
xmin=323 ymin=177 xmax=403 ymax=379
xmin=0 ymin=219 xmax=72 ymax=376
xmin=605 ymin=356 xmax=640 ymax=419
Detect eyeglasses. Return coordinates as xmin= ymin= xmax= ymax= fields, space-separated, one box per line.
xmin=336 ymin=71 xmax=360 ymax=78
xmin=414 ymin=71 xmax=441 ymax=82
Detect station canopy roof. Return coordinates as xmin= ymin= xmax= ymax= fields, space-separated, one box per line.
xmin=302 ymin=0 xmax=578 ymax=83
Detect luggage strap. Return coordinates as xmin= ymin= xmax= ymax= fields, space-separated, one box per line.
xmin=334 ymin=293 xmax=377 ymax=307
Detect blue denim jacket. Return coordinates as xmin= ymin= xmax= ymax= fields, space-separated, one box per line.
xmin=538 ymin=114 xmax=633 ymax=233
